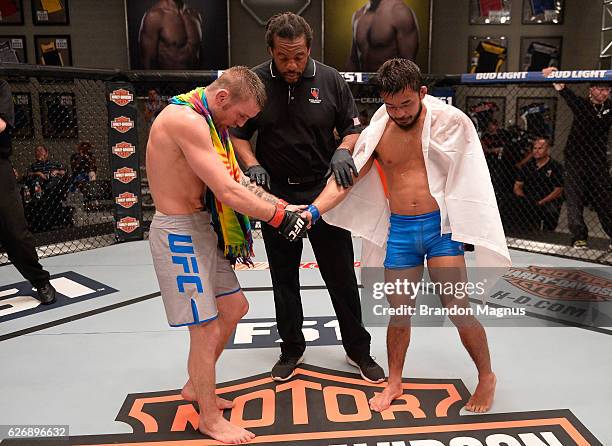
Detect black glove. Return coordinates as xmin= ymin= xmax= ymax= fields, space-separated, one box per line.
xmin=267 ymin=203 xmax=308 ymax=242
xmin=331 ymin=148 xmax=358 ymax=188
xmin=245 ymin=164 xmax=271 ymax=190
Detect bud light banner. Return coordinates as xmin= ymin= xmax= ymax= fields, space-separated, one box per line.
xmin=106 ymin=82 xmax=142 ymax=242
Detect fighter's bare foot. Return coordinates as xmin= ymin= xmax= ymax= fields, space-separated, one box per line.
xmin=199 ymin=412 xmax=255 ymax=444
xmin=181 ymin=381 xmax=234 ymax=409
xmin=369 ymin=383 xmax=403 ymax=412
xmin=465 ymin=372 xmax=496 ymax=413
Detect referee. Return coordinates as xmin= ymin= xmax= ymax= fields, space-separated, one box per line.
xmin=230 ymin=12 xmax=383 ymax=383
xmin=0 ymin=79 xmax=56 ymax=304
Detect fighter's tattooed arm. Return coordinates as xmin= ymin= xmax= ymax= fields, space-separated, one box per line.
xmin=240 ymin=173 xmax=279 ymax=205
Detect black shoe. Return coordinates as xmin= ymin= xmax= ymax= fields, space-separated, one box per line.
xmin=347 ymin=355 xmax=385 ymax=383
xmin=271 ymin=354 xmax=304 ymax=382
xmin=35 ymin=282 xmax=56 ymax=305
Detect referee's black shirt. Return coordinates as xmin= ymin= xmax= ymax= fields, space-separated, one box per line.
xmin=230 ymin=58 xmax=361 ymax=180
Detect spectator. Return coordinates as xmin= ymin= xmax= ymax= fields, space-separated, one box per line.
xmin=513 ymin=137 xmax=564 ymax=231
xmin=144 ymin=88 xmax=164 ymax=128
xmin=28 ymin=144 xmax=66 ymax=188
xmin=70 ymin=141 xmax=97 ymax=184
xmin=543 ymin=67 xmax=612 ymax=250
xmin=25 ymin=144 xmax=73 ymax=231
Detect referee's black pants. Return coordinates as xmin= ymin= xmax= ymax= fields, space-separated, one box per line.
xmin=0 ymin=158 xmax=49 ymax=285
xmin=262 ymin=181 xmax=372 ymax=362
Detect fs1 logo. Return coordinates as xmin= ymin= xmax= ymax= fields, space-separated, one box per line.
xmin=340 ymin=72 xmax=368 ymax=83
xmin=168 ymin=234 xmax=202 ymax=293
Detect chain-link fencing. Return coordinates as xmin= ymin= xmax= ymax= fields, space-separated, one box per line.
xmin=2 ymin=66 xmax=610 ymax=265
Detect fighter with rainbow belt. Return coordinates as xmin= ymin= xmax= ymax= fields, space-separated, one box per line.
xmin=146 ymin=67 xmax=308 ymax=444
xmin=301 ymin=59 xmax=511 ymax=414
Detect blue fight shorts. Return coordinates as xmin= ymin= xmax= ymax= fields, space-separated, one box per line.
xmin=384 ymin=210 xmax=464 ymax=269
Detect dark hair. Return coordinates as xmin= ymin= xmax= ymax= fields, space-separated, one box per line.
xmin=77 ymin=141 xmax=93 ymax=154
xmin=209 ymin=66 xmax=267 ymax=109
xmin=375 ymin=58 xmax=423 ymax=95
xmin=532 ymin=136 xmax=550 ymax=147
xmin=265 ymin=12 xmax=313 ymax=49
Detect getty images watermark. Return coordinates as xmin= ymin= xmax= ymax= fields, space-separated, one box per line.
xmin=360 ymin=267 xmax=612 ymax=328
xmin=369 ymin=277 xmax=520 ymax=318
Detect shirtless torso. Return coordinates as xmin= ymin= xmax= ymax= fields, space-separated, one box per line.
xmin=348 ymin=0 xmax=419 ymax=72
xmin=374 ymin=104 xmax=438 ymax=215
xmin=146 ymin=105 xmax=206 ymax=215
xmin=139 ymin=0 xmax=203 ymax=70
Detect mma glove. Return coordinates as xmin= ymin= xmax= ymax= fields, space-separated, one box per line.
xmin=245 ymin=164 xmax=271 ymax=190
xmin=330 ymin=148 xmax=358 ymax=188
xmin=267 ymin=200 xmax=308 ymax=241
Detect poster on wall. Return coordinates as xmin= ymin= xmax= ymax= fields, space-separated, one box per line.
xmin=0 ymin=0 xmax=24 ymax=25
xmin=470 ymin=0 xmax=512 ymax=24
xmin=466 ymin=96 xmax=506 ymax=135
xmin=522 ymin=0 xmax=563 ymax=24
xmin=31 ymin=0 xmax=69 ymax=25
xmin=0 ymin=35 xmax=26 ymax=62
xmin=35 ymin=35 xmax=72 ymax=66
xmin=12 ymin=92 xmax=34 ymax=139
xmin=520 ymin=36 xmax=561 ymax=71
xmin=516 ymin=96 xmax=557 ymax=142
xmin=468 ymin=36 xmax=508 ymax=73
xmin=126 ymin=0 xmax=229 ymax=70
xmin=323 ymin=0 xmax=431 ymax=73
xmin=40 ymin=92 xmax=78 ymax=139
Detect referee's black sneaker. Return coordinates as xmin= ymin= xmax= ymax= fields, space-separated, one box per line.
xmin=347 ymin=355 xmax=385 ymax=383
xmin=34 ymin=281 xmax=56 ymax=305
xmin=271 ymin=354 xmax=304 ymax=381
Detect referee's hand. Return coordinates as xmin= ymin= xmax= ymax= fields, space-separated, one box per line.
xmin=331 ymin=148 xmax=358 ymax=189
xmin=245 ymin=164 xmax=271 ymax=190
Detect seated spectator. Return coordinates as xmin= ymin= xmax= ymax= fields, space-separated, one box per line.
xmin=27 ymin=144 xmax=67 ymax=189
xmin=512 ymin=137 xmax=564 ymax=231
xmin=24 ymin=144 xmax=73 ymax=232
xmin=70 ymin=141 xmax=97 ymax=186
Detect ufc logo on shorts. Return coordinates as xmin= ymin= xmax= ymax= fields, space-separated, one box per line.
xmin=168 ymin=234 xmax=203 ymax=293
xmin=288 ymin=218 xmax=305 ymax=240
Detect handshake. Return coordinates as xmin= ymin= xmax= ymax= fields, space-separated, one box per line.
xmin=266 ymin=201 xmax=321 ymax=242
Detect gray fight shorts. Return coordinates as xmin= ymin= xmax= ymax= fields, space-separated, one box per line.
xmin=149 ymin=211 xmax=241 ymax=327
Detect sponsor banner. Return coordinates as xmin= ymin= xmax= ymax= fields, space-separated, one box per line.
xmin=116 ymin=216 xmax=140 ymax=234
xmin=461 ymin=69 xmax=611 ymax=84
xmin=0 ymin=272 xmax=117 ymax=322
xmin=109 ymin=88 xmax=134 ymax=107
xmin=110 ymin=116 xmax=134 ymax=133
xmin=106 ymin=82 xmax=142 ymax=242
xmin=113 ymin=167 xmax=137 ymax=184
xmin=115 ymin=192 xmax=138 ymax=209
xmin=4 ymin=365 xmax=602 ymax=444
xmin=111 ymin=141 xmax=136 ymax=159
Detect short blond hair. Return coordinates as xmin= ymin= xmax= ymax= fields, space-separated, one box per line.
xmin=209 ymin=66 xmax=266 ymax=109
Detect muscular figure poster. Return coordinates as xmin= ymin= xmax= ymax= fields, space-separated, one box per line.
xmin=126 ymin=0 xmax=228 ymax=70
xmin=324 ymin=0 xmax=430 ymax=73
